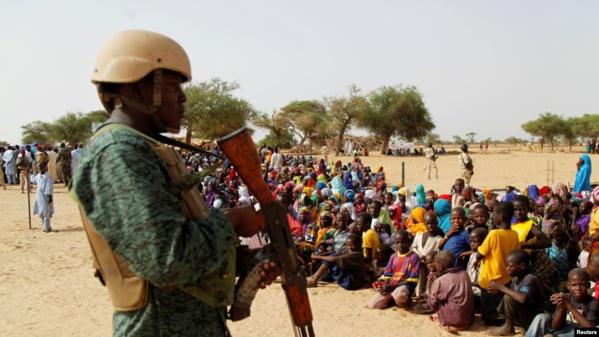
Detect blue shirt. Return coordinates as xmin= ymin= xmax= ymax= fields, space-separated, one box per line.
xmin=444 ymin=228 xmax=471 ymax=270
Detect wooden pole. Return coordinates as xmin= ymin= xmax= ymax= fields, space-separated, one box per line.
xmin=401 ymin=162 xmax=405 ymax=187
xmin=27 ymin=170 xmax=31 ymax=229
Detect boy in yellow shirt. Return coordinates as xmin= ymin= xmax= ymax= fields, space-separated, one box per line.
xmin=471 ymin=201 xmax=520 ymax=326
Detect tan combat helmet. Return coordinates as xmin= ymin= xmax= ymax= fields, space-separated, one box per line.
xmin=92 ymin=29 xmax=192 ymax=133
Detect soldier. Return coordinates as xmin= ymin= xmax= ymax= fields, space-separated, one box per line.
xmin=423 ymin=142 xmax=438 ymax=179
xmin=458 ymin=143 xmax=474 ymax=186
xmin=70 ymin=30 xmax=278 ymax=336
xmin=57 ymin=143 xmax=71 ymax=186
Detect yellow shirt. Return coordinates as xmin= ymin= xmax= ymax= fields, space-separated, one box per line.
xmin=363 ymin=229 xmax=380 ymax=268
xmin=478 ymin=228 xmax=520 ymax=289
xmin=589 ymin=208 xmax=599 ymax=238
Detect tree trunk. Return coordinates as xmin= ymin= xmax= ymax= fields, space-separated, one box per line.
xmin=380 ymin=134 xmax=391 ymax=155
xmin=335 ymin=121 xmax=349 ymax=156
xmin=185 ymin=127 xmax=192 ymax=145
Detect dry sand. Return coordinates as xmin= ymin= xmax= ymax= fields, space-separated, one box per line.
xmin=0 ymin=147 xmax=594 ymax=337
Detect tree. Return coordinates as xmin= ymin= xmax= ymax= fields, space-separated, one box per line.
xmin=0 ymin=141 xmax=9 ymax=147
xmin=452 ymin=135 xmax=466 ymax=145
xmin=324 ymin=85 xmax=368 ymax=155
xmin=424 ymin=133 xmax=441 ymax=145
xmin=252 ymin=110 xmax=293 ymax=148
xmin=280 ymin=100 xmax=331 ymax=150
xmin=21 ymin=121 xmax=54 ymax=145
xmin=183 ymin=78 xmax=257 ymax=142
xmin=504 ymin=136 xmax=527 ymax=144
xmin=572 ymin=114 xmax=599 ymax=140
xmin=358 ymin=85 xmax=434 ymax=154
xmin=51 ymin=110 xmax=109 ymax=145
xmin=465 ymin=132 xmax=477 ymax=144
xmin=522 ymin=112 xmax=569 ymax=151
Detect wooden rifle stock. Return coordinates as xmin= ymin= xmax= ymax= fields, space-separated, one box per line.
xmin=217 ymin=128 xmax=315 ymax=337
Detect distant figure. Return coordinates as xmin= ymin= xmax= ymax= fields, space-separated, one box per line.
xmin=485 ymin=141 xmax=489 ymax=152
xmin=458 ymin=144 xmax=474 ymax=186
xmin=33 ymin=161 xmax=54 ymax=233
xmin=423 ymin=143 xmax=438 ymax=180
xmin=479 ymin=141 xmax=483 ymax=151
xmin=58 ymin=143 xmax=72 ymax=186
xmin=573 ymin=154 xmax=592 ymax=194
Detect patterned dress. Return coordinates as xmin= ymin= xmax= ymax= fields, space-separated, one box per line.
xmin=58 ymin=147 xmax=72 ymax=185
xmin=71 ymin=125 xmax=236 ymax=337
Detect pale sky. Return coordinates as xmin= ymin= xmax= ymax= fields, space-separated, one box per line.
xmin=1 ymin=0 xmax=598 ymax=145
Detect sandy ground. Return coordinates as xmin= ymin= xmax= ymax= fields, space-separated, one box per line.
xmin=0 ymin=147 xmax=595 ymax=337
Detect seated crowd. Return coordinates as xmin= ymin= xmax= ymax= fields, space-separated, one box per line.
xmin=200 ymin=152 xmax=599 ymax=336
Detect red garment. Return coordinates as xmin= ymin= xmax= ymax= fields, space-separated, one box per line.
xmin=287 ymin=214 xmax=304 ymax=237
xmin=438 ymin=194 xmax=451 ymax=202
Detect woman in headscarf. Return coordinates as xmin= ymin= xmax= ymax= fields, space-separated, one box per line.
xmin=340 ymin=203 xmax=358 ymax=221
xmin=331 ymin=176 xmax=346 ymax=197
xmin=404 ymin=207 xmax=428 ymax=234
xmin=526 ymin=185 xmax=540 ymax=202
xmin=375 ymin=177 xmax=387 ymax=194
xmin=399 ymin=187 xmax=418 ymax=215
xmin=354 ymin=193 xmax=366 ymax=215
xmin=318 ymin=158 xmax=327 ymax=174
xmin=434 ymin=199 xmax=452 ymax=235
xmin=542 ymin=183 xmax=568 ymax=235
xmin=315 ymin=211 xmax=337 ymax=248
xmin=573 ymin=154 xmax=592 ymax=193
xmin=343 ymin=172 xmax=355 ymax=192
xmin=388 ymin=204 xmax=403 ymax=230
xmin=415 ymin=184 xmax=426 ymax=205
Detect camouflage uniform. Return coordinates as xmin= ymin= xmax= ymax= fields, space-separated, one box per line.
xmin=71 ymin=126 xmax=236 ymax=336
xmin=58 ymin=147 xmax=72 ymax=185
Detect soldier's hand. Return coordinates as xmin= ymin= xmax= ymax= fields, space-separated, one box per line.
xmin=258 ymin=261 xmax=281 ymax=289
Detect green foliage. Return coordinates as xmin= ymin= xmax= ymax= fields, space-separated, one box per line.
xmin=52 ymin=110 xmax=109 ymax=145
xmin=0 ymin=141 xmax=10 ymax=147
xmin=423 ymin=133 xmax=441 ymax=145
xmin=504 ymin=136 xmax=527 ymax=144
xmin=252 ymin=110 xmax=292 ymax=148
xmin=258 ymin=131 xmax=296 ymax=149
xmin=21 ymin=121 xmax=54 ymax=145
xmin=465 ymin=132 xmax=477 ymax=144
xmin=358 ymin=85 xmax=434 ymax=154
xmin=522 ymin=112 xmax=569 ymax=151
xmin=21 ymin=110 xmax=108 ymax=146
xmin=571 ymin=114 xmax=599 ymax=139
xmin=280 ymin=100 xmax=331 ymax=149
xmin=325 ymin=85 xmax=368 ymax=155
xmin=183 ymin=78 xmax=257 ymax=141
xmin=452 ymin=135 xmax=466 ymax=145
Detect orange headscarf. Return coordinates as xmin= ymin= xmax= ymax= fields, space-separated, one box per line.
xmin=405 ymin=207 xmax=428 ymax=234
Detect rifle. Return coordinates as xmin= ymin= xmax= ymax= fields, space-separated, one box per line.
xmin=217 ymin=128 xmax=315 ymax=337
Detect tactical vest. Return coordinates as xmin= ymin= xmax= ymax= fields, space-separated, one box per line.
xmin=71 ymin=124 xmax=235 ymax=312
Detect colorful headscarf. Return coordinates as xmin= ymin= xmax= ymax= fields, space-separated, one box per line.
xmin=415 ymin=184 xmax=426 ymax=205
xmin=552 ymin=183 xmax=568 ymax=201
xmin=434 ymin=199 xmax=452 ymax=235
xmin=406 ymin=207 xmax=427 ymax=234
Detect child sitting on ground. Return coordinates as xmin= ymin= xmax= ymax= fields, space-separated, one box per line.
xmin=307 ymin=233 xmax=366 ymax=290
xmin=486 ymin=249 xmax=545 ymax=336
xmin=546 ymin=228 xmax=570 ymax=293
xmin=524 ymin=268 xmax=599 ymax=337
xmin=367 ymin=230 xmax=420 ymax=310
xmin=428 ymin=250 xmax=474 ymax=333
xmin=466 ymin=204 xmax=490 ymax=233
xmin=412 ymin=212 xmax=443 ymax=295
xmin=467 ymin=227 xmax=488 ymax=303
xmin=579 ymin=237 xmax=592 ymax=269
xmin=471 ymin=201 xmax=520 ymax=326
xmin=440 ymin=207 xmax=472 ymax=270
xmin=413 ymin=251 xmax=437 ymax=315
xmin=371 ymin=244 xmax=394 ymax=282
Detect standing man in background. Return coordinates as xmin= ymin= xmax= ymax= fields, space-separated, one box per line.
xmin=423 ymin=143 xmax=438 ymax=180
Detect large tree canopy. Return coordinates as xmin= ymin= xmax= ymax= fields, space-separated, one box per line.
xmin=325 ymin=84 xmax=368 ymax=155
xmin=252 ymin=110 xmax=295 ymax=148
xmin=359 ymin=85 xmax=434 ymax=154
xmin=21 ymin=110 xmax=108 ymax=146
xmin=183 ymin=78 xmax=256 ymax=142
xmin=280 ymin=100 xmax=331 ymax=149
xmin=522 ymin=112 xmax=569 ymax=151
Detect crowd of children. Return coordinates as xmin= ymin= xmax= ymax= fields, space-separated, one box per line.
xmin=199 ymin=152 xmax=599 ymax=336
